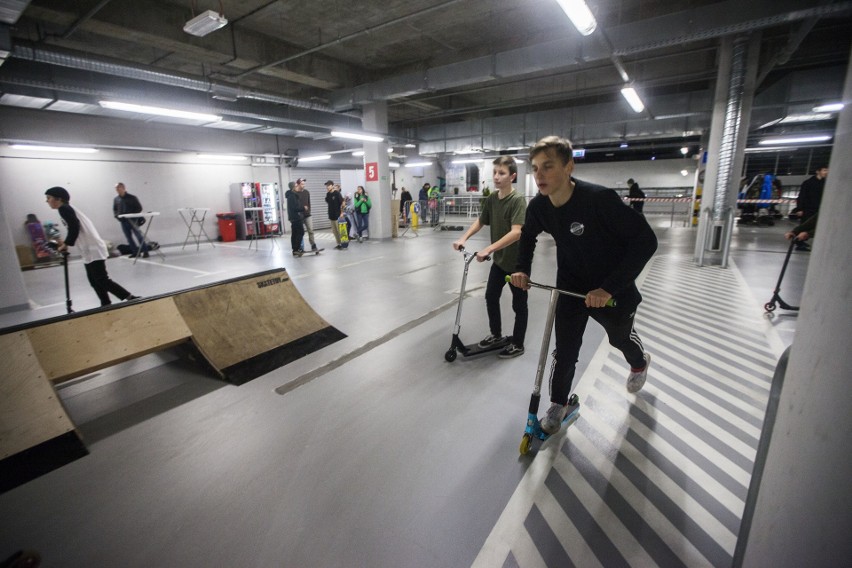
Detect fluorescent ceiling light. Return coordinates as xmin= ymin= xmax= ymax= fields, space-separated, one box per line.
xmin=11 ymin=144 xmax=98 ymax=153
xmin=744 ymin=146 xmax=796 ymax=153
xmin=681 ymin=169 xmax=689 ymax=176
xmin=680 ymin=147 xmax=689 ymax=155
xmin=779 ymin=113 xmax=833 ymax=124
xmin=403 ymin=144 xmax=416 ymax=148
xmin=183 ymin=10 xmax=228 ymax=37
xmin=619 ymin=143 xmax=629 ymax=148
xmin=813 ymin=103 xmax=844 ymax=112
xmin=620 ymin=87 xmax=645 ymax=113
xmin=389 ymin=161 xmax=400 ymax=168
xmin=554 ymin=0 xmax=597 ymax=35
xmin=197 ymin=154 xmax=247 ymax=160
xmin=351 ymin=151 xmax=365 ymax=157
xmin=100 ymin=100 xmax=221 ymax=122
xmin=405 ymin=161 xmax=432 ymax=167
xmin=759 ymin=135 xmax=831 ymax=145
xmin=300 ymin=154 xmax=332 ymax=162
xmin=330 ymin=130 xmax=384 ymax=142
xmin=387 ymin=147 xmax=394 ymax=153
xmin=452 ymin=159 xmax=482 ymax=164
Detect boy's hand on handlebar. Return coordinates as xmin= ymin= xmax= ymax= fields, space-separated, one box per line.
xmin=475 ymin=251 xmax=489 ymax=262
xmin=452 ymin=240 xmax=465 ymax=251
xmin=509 ymin=272 xmax=530 ymax=290
xmin=585 ymin=288 xmax=612 ymax=308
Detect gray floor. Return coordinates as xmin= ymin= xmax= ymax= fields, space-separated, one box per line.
xmin=0 ymin=215 xmax=809 ymax=567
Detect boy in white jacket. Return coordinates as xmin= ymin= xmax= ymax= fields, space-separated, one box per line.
xmin=45 ymin=186 xmax=139 ymax=306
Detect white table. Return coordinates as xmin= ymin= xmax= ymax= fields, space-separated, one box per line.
xmin=177 ymin=207 xmax=215 ymax=250
xmin=117 ymin=212 xmax=165 ymax=264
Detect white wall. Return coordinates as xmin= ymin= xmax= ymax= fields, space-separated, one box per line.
xmin=0 ymin=149 xmax=281 ymax=249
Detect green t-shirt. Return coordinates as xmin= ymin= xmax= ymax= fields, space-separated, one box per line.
xmin=479 ymin=189 xmax=527 ymax=272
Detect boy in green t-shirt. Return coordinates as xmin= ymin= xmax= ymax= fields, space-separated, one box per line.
xmin=452 ymin=156 xmax=528 ymax=358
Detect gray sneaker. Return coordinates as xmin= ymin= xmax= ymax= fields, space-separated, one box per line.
xmin=540 ymin=402 xmax=569 ymax=435
xmin=498 ymin=343 xmax=524 ymax=359
xmin=478 ymin=334 xmax=502 ymax=348
xmin=627 ymin=353 xmax=651 ymax=393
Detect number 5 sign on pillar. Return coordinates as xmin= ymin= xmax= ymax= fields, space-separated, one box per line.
xmin=366 ymin=162 xmax=378 ymax=182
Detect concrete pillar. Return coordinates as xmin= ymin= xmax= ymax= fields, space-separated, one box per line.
xmin=361 ymin=102 xmax=391 ymax=239
xmin=695 ymin=34 xmax=760 ymax=266
xmin=0 ymin=190 xmax=31 ymax=314
xmin=738 ymin=47 xmax=852 ymax=567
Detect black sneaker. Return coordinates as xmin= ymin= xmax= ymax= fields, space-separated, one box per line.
xmin=498 ymin=344 xmax=525 ymax=359
xmin=293 ymin=250 xmax=303 ymax=257
xmin=125 ymin=295 xmax=142 ymax=301
xmin=478 ymin=334 xmax=502 ymax=348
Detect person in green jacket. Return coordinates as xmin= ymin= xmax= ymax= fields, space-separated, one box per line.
xmin=353 ymin=185 xmax=372 ymax=242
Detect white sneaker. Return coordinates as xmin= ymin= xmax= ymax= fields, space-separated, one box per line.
xmin=626 ymin=353 xmax=651 ymax=393
xmin=540 ymin=402 xmax=569 ymax=435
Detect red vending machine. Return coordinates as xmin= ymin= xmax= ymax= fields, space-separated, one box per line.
xmin=231 ymin=182 xmax=283 ymax=240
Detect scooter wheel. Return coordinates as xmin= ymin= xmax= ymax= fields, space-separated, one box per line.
xmin=444 ymin=349 xmax=457 ymax=362
xmin=764 ymin=302 xmax=776 ymax=312
xmin=568 ymin=393 xmax=579 ymax=406
xmin=519 ymin=433 xmax=532 ymax=455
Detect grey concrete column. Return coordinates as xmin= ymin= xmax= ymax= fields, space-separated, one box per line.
xmin=695 ymin=34 xmax=760 ymax=266
xmin=738 ymin=47 xmax=852 ymax=567
xmin=361 ymin=102 xmax=391 ymax=239
xmin=0 ymin=190 xmax=31 ymax=313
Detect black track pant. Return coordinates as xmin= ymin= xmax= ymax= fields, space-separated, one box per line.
xmin=549 ymin=296 xmax=646 ymax=405
xmin=484 ymin=263 xmax=528 ymax=347
xmin=290 ymin=220 xmax=305 ymax=252
xmin=84 ymin=259 xmax=131 ymax=306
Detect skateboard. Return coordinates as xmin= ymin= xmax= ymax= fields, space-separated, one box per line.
xmin=338 ymin=218 xmax=349 ymax=248
xmin=297 ymin=248 xmax=325 ymax=256
xmin=26 ymin=221 xmax=53 ymax=260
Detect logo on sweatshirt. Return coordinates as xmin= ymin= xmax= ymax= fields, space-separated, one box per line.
xmin=570 ymin=222 xmax=585 ymax=236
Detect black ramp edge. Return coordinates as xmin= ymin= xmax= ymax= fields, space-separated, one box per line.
xmin=0 ymin=431 xmax=88 ymax=494
xmin=222 ymin=326 xmax=347 ymax=385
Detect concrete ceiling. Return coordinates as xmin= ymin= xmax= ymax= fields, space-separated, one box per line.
xmin=1 ymin=0 xmax=850 ymax=159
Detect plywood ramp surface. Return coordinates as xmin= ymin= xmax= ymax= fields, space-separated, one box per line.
xmin=0 ymin=332 xmax=76 ymax=459
xmin=173 ymin=270 xmax=332 ymax=371
xmin=26 ymin=298 xmax=193 ymax=384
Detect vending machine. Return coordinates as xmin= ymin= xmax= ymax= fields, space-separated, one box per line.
xmin=230 ymin=182 xmax=283 ymax=240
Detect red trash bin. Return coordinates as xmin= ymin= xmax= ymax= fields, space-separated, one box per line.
xmin=216 ymin=213 xmax=237 ymax=242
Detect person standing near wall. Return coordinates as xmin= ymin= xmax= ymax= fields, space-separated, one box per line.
xmin=324 ymin=180 xmax=344 ymax=249
xmin=45 ymin=186 xmax=139 ymax=306
xmin=510 ymin=136 xmax=657 ymax=435
xmin=285 ymin=181 xmax=305 ymax=257
xmin=113 ymin=182 xmax=149 ymax=258
xmin=453 ymin=156 xmax=528 ymax=358
xmin=295 ymin=178 xmax=317 ymax=252
xmin=353 ymin=186 xmax=372 ymax=241
xmin=793 ymin=166 xmax=827 ymax=251
xmin=627 ymin=178 xmax=645 ymax=213
xmin=400 ymin=186 xmax=413 ymax=223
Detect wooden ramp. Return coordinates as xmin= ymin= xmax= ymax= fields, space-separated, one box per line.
xmin=0 ymin=268 xmax=344 ymax=493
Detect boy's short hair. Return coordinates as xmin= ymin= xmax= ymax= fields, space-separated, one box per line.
xmin=325 ymin=180 xmax=335 ymax=186
xmin=530 ymin=135 xmax=574 ymax=165
xmin=492 ymin=156 xmax=518 ymax=177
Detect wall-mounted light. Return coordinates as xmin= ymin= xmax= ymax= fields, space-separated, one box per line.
xmin=10 ymin=144 xmax=98 ymax=153
xmin=620 ymin=87 xmax=645 ymax=113
xmin=351 ymin=151 xmax=365 ymax=157
xmin=299 ymin=154 xmax=332 ymax=162
xmin=405 ymin=161 xmax=432 ymax=167
xmin=100 ymin=100 xmax=221 ymax=122
xmin=554 ymin=0 xmax=597 ymax=36
xmin=389 ymin=162 xmax=401 ymax=168
xmin=330 ymin=130 xmax=384 ymax=142
xmin=759 ymin=135 xmax=831 ymax=145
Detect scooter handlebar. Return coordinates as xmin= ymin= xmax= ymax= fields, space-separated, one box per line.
xmin=457 ymin=245 xmax=491 ymax=262
xmin=504 ymin=275 xmax=616 ymax=307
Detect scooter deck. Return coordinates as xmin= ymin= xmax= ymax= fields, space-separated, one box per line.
xmin=459 ymin=336 xmax=510 ymax=357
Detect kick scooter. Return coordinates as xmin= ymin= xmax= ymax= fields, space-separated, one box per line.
xmin=764 ymin=238 xmax=800 ymax=315
xmin=506 ymin=275 xmax=615 ymax=455
xmin=444 ymin=246 xmax=509 ymax=362
xmin=46 ymin=241 xmax=74 ymax=314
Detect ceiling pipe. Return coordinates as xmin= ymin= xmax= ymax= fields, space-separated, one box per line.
xmin=9 ymin=42 xmax=344 ymax=116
